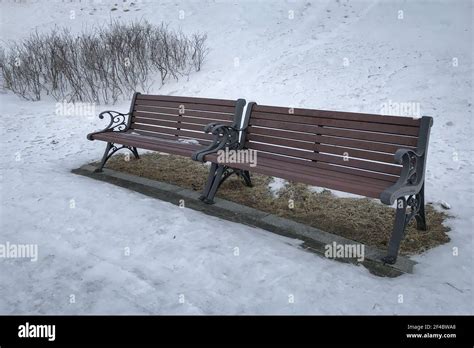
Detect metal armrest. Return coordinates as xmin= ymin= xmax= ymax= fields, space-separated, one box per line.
xmin=394 ymin=148 xmax=424 ymax=164
xmin=192 ymin=123 xmax=241 ymax=162
xmin=87 ymin=110 xmax=131 ymax=140
xmin=204 ymin=123 xmax=245 ymax=134
xmin=380 ymin=148 xmax=426 ymax=205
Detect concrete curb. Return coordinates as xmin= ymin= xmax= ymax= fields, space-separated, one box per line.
xmin=72 ymin=164 xmax=417 ymax=277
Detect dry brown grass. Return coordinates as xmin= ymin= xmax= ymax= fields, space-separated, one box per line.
xmin=102 ymin=152 xmax=451 ymax=256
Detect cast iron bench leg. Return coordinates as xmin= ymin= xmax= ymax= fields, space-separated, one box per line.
xmin=415 ymin=183 xmax=427 ymax=230
xmin=131 ymin=147 xmax=140 ymax=160
xmin=383 ymin=183 xmax=428 ymax=264
xmin=241 ymin=170 xmax=252 ymax=187
xmin=95 ymin=142 xmax=113 ymax=173
xmin=95 ymin=142 xmax=140 ymax=173
xmin=383 ymin=197 xmax=407 ymax=265
xmin=199 ymin=162 xmax=218 ymax=202
xmin=202 ymin=166 xmax=252 ymax=204
xmin=201 ymin=165 xmax=227 ymax=204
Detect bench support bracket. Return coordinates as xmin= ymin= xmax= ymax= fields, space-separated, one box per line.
xmin=383 ymin=183 xmax=426 ymax=264
xmin=199 ymin=165 xmax=252 ymax=204
xmin=95 ymin=142 xmax=140 ymax=173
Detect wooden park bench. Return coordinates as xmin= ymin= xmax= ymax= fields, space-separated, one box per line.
xmin=87 ymin=93 xmax=246 ymax=172
xmin=198 ymin=103 xmax=433 ymax=264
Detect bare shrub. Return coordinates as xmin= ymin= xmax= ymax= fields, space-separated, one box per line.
xmin=0 ymin=20 xmax=208 ymax=104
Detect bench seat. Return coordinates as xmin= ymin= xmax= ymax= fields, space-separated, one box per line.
xmin=91 ymin=130 xmax=208 ymax=158
xmin=204 ymin=152 xmax=392 ymax=199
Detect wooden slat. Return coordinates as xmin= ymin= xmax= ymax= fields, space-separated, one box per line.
xmin=91 ymin=132 xmax=205 ymax=157
xmin=132 ymin=117 xmax=207 ymax=132
xmin=248 ymin=126 xmax=314 ymax=142
xmin=177 ymin=129 xmax=214 ymax=142
xmin=125 ymin=130 xmax=178 ymax=142
xmin=314 ymin=134 xmax=415 ymax=153
xmin=136 ymin=94 xmax=236 ymax=107
xmin=252 ymin=112 xmax=419 ymax=136
xmin=132 ymin=112 xmax=179 ymax=123
xmin=248 ymin=121 xmax=418 ymax=147
xmin=132 ymin=111 xmax=233 ymax=126
xmin=115 ymin=132 xmax=203 ymax=150
xmin=246 ymin=136 xmax=394 ymax=163
xmin=134 ymin=105 xmax=234 ymax=120
xmin=131 ymin=124 xmax=178 ymax=136
xmin=94 ymin=132 xmax=200 ymax=150
xmin=134 ymin=99 xmax=236 ymax=114
xmin=128 ymin=129 xmax=212 ymax=145
xmin=247 ymin=134 xmax=314 ymax=151
xmin=253 ymin=104 xmax=421 ymax=127
xmin=255 ymin=167 xmax=383 ymax=198
xmin=314 ymin=144 xmax=394 ymax=163
xmin=131 ymin=123 xmax=214 ymax=141
xmin=255 ymin=152 xmax=399 ymax=183
xmin=315 ymin=161 xmax=398 ymax=183
xmin=253 ymin=155 xmax=393 ymax=190
xmin=247 ymin=132 xmax=413 ymax=154
xmin=247 ymin=143 xmax=401 ymax=175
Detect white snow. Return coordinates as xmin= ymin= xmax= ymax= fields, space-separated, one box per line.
xmin=0 ymin=0 xmax=472 ymax=314
xmin=269 ymin=177 xmax=288 ymax=197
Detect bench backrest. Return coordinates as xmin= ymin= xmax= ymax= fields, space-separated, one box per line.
xmin=128 ymin=93 xmax=245 ymax=146
xmin=243 ymin=104 xmax=431 ymax=183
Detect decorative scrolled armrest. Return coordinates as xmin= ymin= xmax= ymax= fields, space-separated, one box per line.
xmin=380 ymin=148 xmax=426 ymax=205
xmin=203 ymin=122 xmax=221 ymax=133
xmin=204 ymin=123 xmax=241 ymax=145
xmin=204 ymin=123 xmax=244 ymax=135
xmin=192 ymin=123 xmax=242 ymax=162
xmin=394 ymin=148 xmax=424 ymax=164
xmin=87 ymin=110 xmax=131 ymax=140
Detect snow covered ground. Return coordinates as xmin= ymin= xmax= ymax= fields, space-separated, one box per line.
xmin=0 ymin=0 xmax=472 ymax=314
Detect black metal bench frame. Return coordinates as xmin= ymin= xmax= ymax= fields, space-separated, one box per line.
xmin=195 ymin=102 xmax=257 ymax=202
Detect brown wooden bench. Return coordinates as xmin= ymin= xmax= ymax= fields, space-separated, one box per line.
xmin=87 ymin=93 xmax=246 ymax=172
xmin=199 ymin=103 xmax=433 ymax=264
